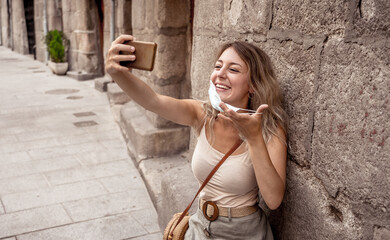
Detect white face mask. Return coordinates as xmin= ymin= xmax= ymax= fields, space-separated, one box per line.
xmin=208 ymin=81 xmax=258 ymax=114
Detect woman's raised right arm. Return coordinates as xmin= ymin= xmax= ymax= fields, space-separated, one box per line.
xmin=105 ymin=35 xmax=204 ymax=128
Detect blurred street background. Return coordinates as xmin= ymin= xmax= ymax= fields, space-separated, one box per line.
xmin=0 ymin=46 xmax=161 ymax=239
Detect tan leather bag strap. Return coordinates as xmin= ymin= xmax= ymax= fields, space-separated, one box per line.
xmin=169 ymin=138 xmax=243 ymax=236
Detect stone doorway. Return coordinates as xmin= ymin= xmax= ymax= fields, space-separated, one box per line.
xmin=95 ymin=0 xmax=104 ymax=75
xmin=23 ymin=0 xmax=35 ymax=55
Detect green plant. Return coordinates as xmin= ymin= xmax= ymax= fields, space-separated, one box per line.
xmin=45 ymin=30 xmax=68 ymax=63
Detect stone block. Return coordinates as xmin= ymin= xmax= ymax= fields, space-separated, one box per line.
xmin=272 ymin=0 xmax=349 ymax=37
xmin=77 ymin=53 xmax=100 ymax=73
xmin=131 ymin=232 xmax=163 ymax=240
xmin=94 ymin=75 xmax=112 ymax=92
xmin=119 ymin=101 xmax=190 ymax=161
xmin=152 ymin=34 xmax=187 ymax=84
xmin=17 ymin=213 xmax=149 ymax=240
xmin=12 ymin=0 xmax=29 ymax=55
xmin=2 ymin=180 xmax=107 ymax=212
xmin=0 ymin=201 xmax=4 ymax=214
xmin=0 ymin=156 xmax=80 ymax=179
xmin=311 ymin=39 xmax=390 ymax=237
xmin=373 ymin=226 xmax=390 ymax=240
xmin=193 ymin=0 xmax=224 ymax=33
xmin=128 ymin=208 xmax=161 ymax=234
xmin=346 ymin=0 xmax=390 ymax=40
xmin=155 ymin=0 xmax=189 ymax=28
xmin=138 ymin=154 xmax=189 ymax=208
xmin=0 ymin=205 xmax=72 ymax=238
xmin=144 ymin=0 xmax=156 ymax=29
xmin=44 ymin=160 xmax=134 ymax=186
xmin=75 ymin=8 xmax=96 ymax=31
xmin=116 ymin=1 xmax=132 ymax=33
xmin=107 ymin=82 xmax=131 ymax=104
xmin=222 ymin=0 xmax=272 ymax=35
xmin=0 ymin=174 xmax=48 ymax=196
xmin=99 ymin=173 xmax=147 ymax=193
xmin=67 ymin=69 xmax=96 ymax=80
xmin=62 ymin=191 xmax=152 ymax=222
xmin=158 ymin=161 xmax=198 ymax=230
xmin=74 ymin=31 xmax=97 ymax=53
xmin=131 ymin=0 xmax=145 ymax=30
xmin=282 ymin=162 xmax=363 ymax=239
xmin=190 ymin=35 xmax=221 ymax=101
xmin=261 ymin=39 xmax=319 ymax=167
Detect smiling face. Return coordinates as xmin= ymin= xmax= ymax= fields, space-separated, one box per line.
xmin=210 ymin=47 xmax=251 ymax=109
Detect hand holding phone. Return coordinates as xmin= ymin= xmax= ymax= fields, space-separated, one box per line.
xmin=120 ymin=40 xmax=157 ymax=71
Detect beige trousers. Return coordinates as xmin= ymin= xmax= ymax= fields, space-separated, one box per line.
xmin=184 ymin=208 xmax=274 ymax=240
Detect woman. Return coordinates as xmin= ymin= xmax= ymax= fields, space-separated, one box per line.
xmin=106 ymin=35 xmax=287 ymax=239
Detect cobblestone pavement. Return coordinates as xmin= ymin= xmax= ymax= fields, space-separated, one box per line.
xmin=0 ymin=46 xmax=162 ymax=240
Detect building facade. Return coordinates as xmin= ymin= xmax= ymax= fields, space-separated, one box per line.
xmin=1 ymin=0 xmax=389 ymax=239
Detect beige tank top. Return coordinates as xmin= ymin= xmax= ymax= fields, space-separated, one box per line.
xmin=191 ymin=124 xmax=259 ymax=208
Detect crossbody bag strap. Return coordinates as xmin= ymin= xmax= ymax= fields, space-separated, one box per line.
xmin=169 ymin=138 xmax=243 ymax=235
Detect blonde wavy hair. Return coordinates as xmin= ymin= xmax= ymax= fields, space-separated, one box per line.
xmin=203 ymin=41 xmax=288 ymax=144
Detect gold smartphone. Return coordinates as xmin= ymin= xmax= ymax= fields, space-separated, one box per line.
xmin=120 ymin=40 xmax=157 ymax=71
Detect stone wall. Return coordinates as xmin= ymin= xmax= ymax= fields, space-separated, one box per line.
xmin=0 ymin=0 xmax=10 ymax=48
xmin=102 ymin=0 xmax=132 ymax=64
xmin=191 ymin=0 xmax=389 ymax=239
xmin=10 ymin=0 xmax=28 ymax=54
xmin=34 ymin=0 xmax=63 ymax=62
xmin=121 ymin=0 xmax=191 ymax=161
xmin=62 ymin=0 xmax=102 ymax=74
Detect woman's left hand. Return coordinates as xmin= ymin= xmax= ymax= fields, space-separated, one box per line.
xmin=218 ymin=103 xmax=268 ymax=142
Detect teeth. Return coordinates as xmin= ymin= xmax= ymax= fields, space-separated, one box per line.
xmin=216 ymin=84 xmax=230 ymax=90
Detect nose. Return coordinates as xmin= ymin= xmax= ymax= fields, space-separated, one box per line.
xmin=217 ymin=67 xmax=227 ymax=78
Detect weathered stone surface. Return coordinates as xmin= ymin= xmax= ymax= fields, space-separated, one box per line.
xmin=158 ymin=161 xmax=198 ymax=230
xmin=17 ymin=213 xmax=149 ymax=240
xmin=373 ymin=226 xmax=390 ymax=240
xmin=138 ymin=154 xmax=190 ymax=214
xmin=67 ymin=70 xmax=96 ymax=80
xmin=76 ymin=53 xmax=100 ymax=73
xmin=62 ymin=191 xmax=152 ymax=222
xmin=222 ymin=0 xmax=272 ymax=35
xmin=0 ymin=205 xmax=72 ymax=238
xmin=282 ymin=162 xmax=363 ymax=239
xmin=272 ymin=0 xmax=349 ymax=36
xmin=116 ymin=0 xmax=133 ymax=34
xmin=131 ymin=0 xmax=146 ymax=30
xmin=74 ymin=31 xmax=97 ymax=53
xmin=346 ymin=0 xmax=390 ymax=40
xmin=120 ymin=101 xmax=190 ymax=161
xmin=107 ymin=82 xmax=131 ymax=104
xmin=190 ymin=35 xmax=221 ymax=101
xmin=1 ymin=0 xmax=11 ymax=48
xmin=47 ymin=0 xmax=62 ymax=31
xmin=193 ymin=0 xmax=224 ymax=34
xmin=152 ymin=34 xmax=187 ymax=84
xmin=94 ymin=76 xmax=112 ymax=92
xmin=12 ymin=0 xmax=29 ymax=55
xmin=144 ymin=0 xmax=156 ymax=29
xmin=261 ymin=39 xmax=319 ymax=167
xmin=155 ymin=0 xmax=189 ymax=28
xmin=312 ymin=38 xmax=390 ymax=238
xmin=2 ymin=180 xmax=107 ymax=212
